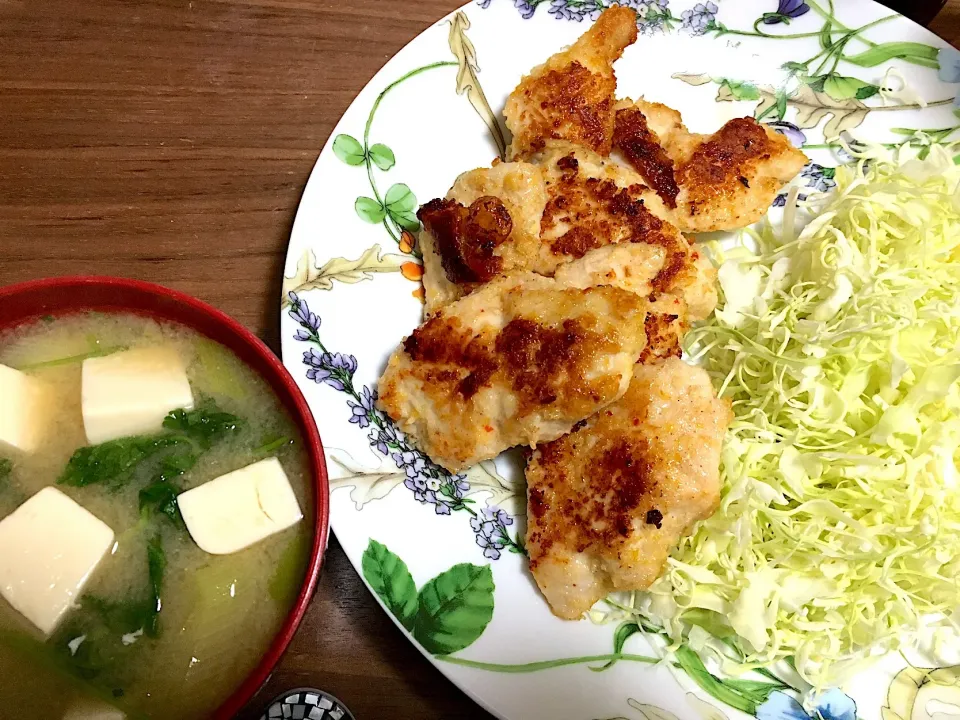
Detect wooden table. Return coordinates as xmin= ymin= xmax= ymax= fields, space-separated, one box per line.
xmin=0 ymin=2 xmax=956 ymax=718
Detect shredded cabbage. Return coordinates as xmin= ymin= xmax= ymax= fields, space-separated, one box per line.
xmin=629 ymin=146 xmax=960 ymax=686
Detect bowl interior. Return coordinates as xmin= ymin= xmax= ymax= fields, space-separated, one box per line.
xmin=0 ymin=275 xmax=330 ymax=719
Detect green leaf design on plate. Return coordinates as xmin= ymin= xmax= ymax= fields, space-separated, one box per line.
xmin=719 ymin=79 xmax=759 ymax=101
xmin=593 ymin=621 xmax=641 ymax=672
xmin=413 ymin=562 xmax=495 ymax=655
xmin=369 ymin=143 xmax=396 ymax=171
xmin=385 ymin=183 xmax=417 ymax=213
xmin=333 ymin=134 xmax=365 ymax=166
xmin=845 ymin=41 xmax=940 ymax=70
xmin=674 ymin=645 xmax=787 ymax=715
xmin=818 ymin=20 xmax=832 ymax=51
xmin=355 ymin=196 xmax=387 ymax=224
xmin=384 ymin=183 xmax=419 ymax=231
xmin=362 ymin=539 xmax=418 ymax=631
xmin=821 ymin=75 xmax=879 ymax=102
xmin=391 ymin=211 xmax=420 ymax=232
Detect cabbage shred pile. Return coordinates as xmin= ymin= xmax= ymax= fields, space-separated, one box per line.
xmin=633 ymin=148 xmax=960 ymax=686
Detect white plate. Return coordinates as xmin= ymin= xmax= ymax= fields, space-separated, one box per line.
xmin=280 ymin=2 xmax=960 ymax=718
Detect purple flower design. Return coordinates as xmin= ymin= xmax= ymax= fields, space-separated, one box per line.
xmin=802 ymin=162 xmax=836 ymax=193
xmin=347 ymin=386 xmax=378 ymax=428
xmin=632 ymin=0 xmax=671 ymax=34
xmin=548 ymin=0 xmax=602 ymax=22
xmin=766 ymin=120 xmax=806 ymax=148
xmin=681 ymin=2 xmax=717 ymax=35
xmin=476 ymin=0 xmax=493 ymax=7
xmin=937 ymin=47 xmax=960 ymax=107
xmin=772 ymin=192 xmax=806 ymax=207
xmin=761 ymin=0 xmax=810 ymax=25
xmin=470 ymin=507 xmax=516 ymax=559
xmin=756 ymin=689 xmax=856 ymax=720
xmin=772 ymin=161 xmax=836 ymax=207
xmin=303 ymin=348 xmax=333 ymax=385
xmin=301 ymin=348 xmax=357 ymax=391
xmin=288 ymin=292 xmax=320 ymax=335
xmin=514 ymin=0 xmax=537 ymax=19
xmin=370 ymin=423 xmax=404 ymax=455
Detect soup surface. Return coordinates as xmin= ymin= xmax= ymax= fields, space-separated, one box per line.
xmin=0 ymin=312 xmax=313 ymax=719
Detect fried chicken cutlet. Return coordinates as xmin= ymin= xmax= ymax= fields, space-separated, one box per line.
xmin=525 ymin=357 xmax=731 ymax=619
xmin=504 ymin=6 xmax=638 ymax=160
xmin=500 ymin=4 xmax=805 ymax=232
xmin=377 ymin=272 xmax=649 ymax=473
xmin=418 ymin=144 xmax=716 ymax=322
xmin=613 ymin=99 xmax=807 ymax=232
xmin=418 ymin=161 xmax=548 ymax=314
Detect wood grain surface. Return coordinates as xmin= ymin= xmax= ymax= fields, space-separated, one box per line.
xmin=0 ymin=1 xmax=956 ymax=718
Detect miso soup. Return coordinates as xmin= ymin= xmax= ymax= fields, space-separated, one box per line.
xmin=0 ymin=312 xmax=314 ymax=719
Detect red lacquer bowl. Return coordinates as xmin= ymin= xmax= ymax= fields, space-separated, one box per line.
xmin=0 ymin=276 xmax=330 ymax=719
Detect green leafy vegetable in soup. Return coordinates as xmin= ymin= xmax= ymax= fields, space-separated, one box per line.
xmin=58 ymin=404 xmax=243 ymax=489
xmin=162 ymin=405 xmax=244 ymax=450
xmin=59 ymin=436 xmax=187 ymax=488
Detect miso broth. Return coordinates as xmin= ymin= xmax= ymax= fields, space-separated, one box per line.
xmin=0 ymin=313 xmax=314 ymax=719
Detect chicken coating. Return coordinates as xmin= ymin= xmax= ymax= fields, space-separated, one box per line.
xmin=377 ymin=272 xmax=650 ymax=473
xmin=417 ymin=146 xmax=711 ymax=317
xmin=613 ymin=99 xmax=808 ymax=232
xmin=534 ymin=141 xmax=718 ymax=322
xmin=504 ymin=6 xmax=638 ymax=160
xmin=418 ymin=161 xmax=548 ymax=314
xmin=525 ymin=357 xmax=732 ymax=619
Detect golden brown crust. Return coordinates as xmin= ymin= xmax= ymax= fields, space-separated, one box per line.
xmin=418 ymin=196 xmax=513 ymax=285
xmin=676 ymin=117 xmax=778 ymax=218
xmin=525 ymin=358 xmax=732 ymax=619
xmin=613 ymin=106 xmax=679 ymax=208
xmin=613 ymin=102 xmax=808 ymax=233
xmin=637 ymin=312 xmax=682 ymax=364
xmin=377 ymin=273 xmax=649 ymax=472
xmin=504 ymin=7 xmax=638 ymax=160
xmin=539 ymin=150 xmax=688 ymax=279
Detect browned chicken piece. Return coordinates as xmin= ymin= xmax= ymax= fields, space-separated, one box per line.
xmin=613 ymin=98 xmax=807 ymax=232
xmin=418 ymin=162 xmax=547 ymax=314
xmin=377 ymin=272 xmax=649 ymax=473
xmin=417 ymin=145 xmax=713 ymax=319
xmin=525 ymin=357 xmax=732 ymax=619
xmin=534 ymin=141 xmax=718 ymax=322
xmin=504 ymin=7 xmax=638 ymax=161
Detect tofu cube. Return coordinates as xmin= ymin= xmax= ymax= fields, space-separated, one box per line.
xmin=82 ymin=346 xmax=194 ymax=445
xmin=178 ymin=457 xmax=303 ymax=555
xmin=0 ymin=364 xmax=52 ymax=454
xmin=62 ymin=700 xmax=126 ymax=720
xmin=0 ymin=487 xmax=115 ymax=635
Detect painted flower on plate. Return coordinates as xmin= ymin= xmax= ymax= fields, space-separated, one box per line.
xmin=937 ymin=47 xmax=960 ymax=107
xmin=801 ymin=163 xmax=836 ymax=193
xmin=761 ymin=0 xmax=810 ymax=25
xmin=288 ymin=291 xmax=320 ymax=334
xmin=681 ymin=2 xmax=717 ymax=36
xmin=548 ymin=0 xmax=602 ymax=22
xmin=756 ymin=689 xmax=856 ymax=720
xmin=471 ymin=507 xmax=516 ymax=559
xmin=632 ymin=0 xmax=671 ymax=34
xmin=514 ymin=0 xmax=537 ymax=19
xmin=766 ymin=120 xmax=806 ymax=148
xmin=347 ymin=386 xmax=378 ymax=428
